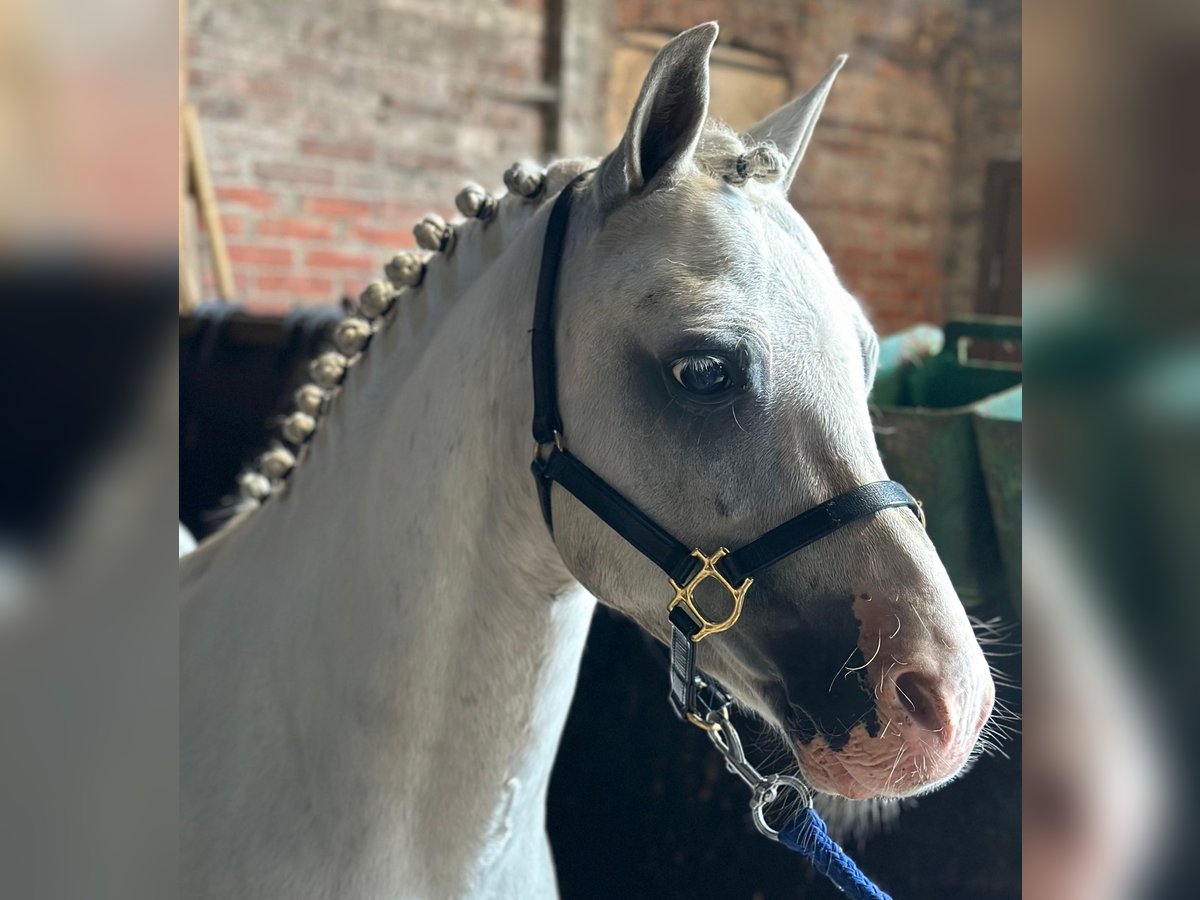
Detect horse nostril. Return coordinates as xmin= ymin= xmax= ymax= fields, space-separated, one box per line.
xmin=892 ymin=671 xmax=947 ymax=736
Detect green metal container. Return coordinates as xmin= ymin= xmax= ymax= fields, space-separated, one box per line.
xmin=872 ymin=324 xmax=945 ymax=406
xmin=871 ymin=318 xmax=1021 ymax=614
xmin=973 ymin=385 xmax=1022 ymax=615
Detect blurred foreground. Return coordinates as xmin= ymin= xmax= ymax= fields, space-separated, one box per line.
xmin=0 ymin=0 xmax=1198 ymax=897
xmin=1022 ymin=0 xmax=1200 ymax=896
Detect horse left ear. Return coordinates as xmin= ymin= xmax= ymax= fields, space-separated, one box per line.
xmin=746 ymin=55 xmax=847 ymax=192
xmin=594 ymin=22 xmax=718 ymax=211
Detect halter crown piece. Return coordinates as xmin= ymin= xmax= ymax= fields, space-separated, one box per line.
xmin=530 ymin=172 xmax=916 ymax=899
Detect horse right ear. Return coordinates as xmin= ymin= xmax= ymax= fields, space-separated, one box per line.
xmin=594 ymin=22 xmax=718 ymax=211
xmin=745 ymin=55 xmax=846 ymax=192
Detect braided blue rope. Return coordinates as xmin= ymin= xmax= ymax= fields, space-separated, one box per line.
xmin=777 ymin=807 xmax=893 ymax=900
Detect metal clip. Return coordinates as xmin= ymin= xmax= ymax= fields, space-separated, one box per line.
xmin=705 ymin=713 xmax=764 ymax=791
xmin=532 ymin=430 xmax=565 ymax=466
xmin=698 ymin=708 xmax=814 ymax=841
xmin=750 ymin=775 xmax=813 ymax=840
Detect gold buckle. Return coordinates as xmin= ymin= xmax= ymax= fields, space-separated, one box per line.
xmin=685 ymin=681 xmax=730 ymax=732
xmin=668 ymin=547 xmax=753 ymax=643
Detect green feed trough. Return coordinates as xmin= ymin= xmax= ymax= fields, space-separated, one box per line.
xmin=872 ymin=318 xmax=1022 ymax=615
xmin=973 ymin=385 xmax=1022 ymax=615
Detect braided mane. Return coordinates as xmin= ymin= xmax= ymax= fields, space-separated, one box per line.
xmin=229 ymin=122 xmax=780 ymax=515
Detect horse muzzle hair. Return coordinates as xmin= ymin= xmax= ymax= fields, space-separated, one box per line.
xmin=719 ymin=508 xmax=997 ymax=801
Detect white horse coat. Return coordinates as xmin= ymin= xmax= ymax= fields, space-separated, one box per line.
xmin=182 ymin=23 xmax=994 ymax=899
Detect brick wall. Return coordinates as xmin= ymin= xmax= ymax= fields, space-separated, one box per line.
xmin=187 ymin=0 xmax=1019 ymax=331
xmin=943 ymin=0 xmax=1022 ymax=318
xmin=187 ymin=0 xmax=551 ymax=312
xmin=612 ymin=0 xmax=1019 ymax=333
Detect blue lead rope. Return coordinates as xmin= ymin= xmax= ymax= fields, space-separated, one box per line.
xmin=661 ymin=599 xmax=894 ymax=897
xmin=778 ymin=807 xmax=893 ymax=900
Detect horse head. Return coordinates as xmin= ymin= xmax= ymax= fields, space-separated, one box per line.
xmin=548 ymin=23 xmax=995 ymax=801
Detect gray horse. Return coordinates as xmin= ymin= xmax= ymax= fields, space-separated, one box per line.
xmin=182 ymin=22 xmax=994 ymax=899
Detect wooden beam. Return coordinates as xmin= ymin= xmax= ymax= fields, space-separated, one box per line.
xmin=183 ymin=103 xmax=235 ymax=302
xmin=180 ymin=0 xmax=192 ymax=311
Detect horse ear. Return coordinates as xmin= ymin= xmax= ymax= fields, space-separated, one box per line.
xmin=594 ymin=22 xmax=718 ymax=210
xmin=746 ymin=55 xmax=846 ymax=191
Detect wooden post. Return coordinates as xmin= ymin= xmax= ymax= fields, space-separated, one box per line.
xmin=179 ymin=0 xmax=234 ymax=308
xmin=179 ymin=0 xmax=199 ymax=311
xmin=183 ymin=104 xmax=235 ymax=301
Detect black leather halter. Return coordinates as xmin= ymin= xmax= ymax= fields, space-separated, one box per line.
xmin=530 ymin=172 xmax=924 ymax=724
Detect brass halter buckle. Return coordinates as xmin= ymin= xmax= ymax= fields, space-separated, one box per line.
xmin=668 ymin=548 xmax=754 ymax=643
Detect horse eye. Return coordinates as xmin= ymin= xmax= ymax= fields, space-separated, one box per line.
xmin=671 ymin=355 xmax=733 ymax=397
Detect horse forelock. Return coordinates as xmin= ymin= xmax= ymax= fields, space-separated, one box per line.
xmin=693 ymin=119 xmax=789 ymax=186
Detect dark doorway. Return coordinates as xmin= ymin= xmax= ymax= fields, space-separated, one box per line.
xmin=976 ymin=160 xmax=1022 ymax=317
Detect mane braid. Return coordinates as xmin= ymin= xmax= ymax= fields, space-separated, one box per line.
xmin=223 ymin=120 xmax=772 ymax=520
xmin=694 ymin=120 xmax=787 ymax=185
xmin=225 ymin=159 xmax=581 ymax=517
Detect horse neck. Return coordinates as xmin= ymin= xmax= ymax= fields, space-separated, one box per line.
xmin=184 ymin=165 xmax=596 ymax=894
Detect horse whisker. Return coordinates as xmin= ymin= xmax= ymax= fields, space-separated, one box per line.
xmin=844 ymin=633 xmax=882 ymax=674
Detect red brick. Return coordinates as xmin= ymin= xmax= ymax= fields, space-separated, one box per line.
xmin=384 ymin=149 xmax=462 ymax=173
xmin=303 ymin=196 xmax=374 ymax=218
xmin=197 ymin=213 xmax=245 ymax=236
xmin=900 ymin=287 xmax=938 ymax=304
xmin=215 ymin=186 xmax=275 ymax=210
xmin=246 ymin=75 xmax=293 ymax=100
xmin=908 ymin=267 xmax=943 ymax=287
xmin=299 ymin=137 xmax=376 ymax=162
xmin=340 ymin=278 xmax=370 ymax=300
xmin=305 ymin=249 xmax=376 ymax=269
xmin=196 ymin=96 xmax=247 ymax=119
xmin=832 ymin=246 xmax=884 ymax=262
xmin=226 ymin=244 xmax=293 ymax=266
xmin=375 ymin=202 xmax=445 ymax=224
xmin=191 ymin=0 xmax=1016 ymax=324
xmin=253 ymin=161 xmax=335 ymax=186
xmin=893 ymin=248 xmax=935 ymax=265
xmin=867 ymin=267 xmax=914 ymax=283
xmin=351 ymin=224 xmax=416 ymax=247
xmin=257 ymin=274 xmax=335 ymax=295
xmin=257 ymin=217 xmax=333 ymax=240
xmin=242 ymin=296 xmax=297 ymax=316
xmin=283 ymin=53 xmax=338 ymax=77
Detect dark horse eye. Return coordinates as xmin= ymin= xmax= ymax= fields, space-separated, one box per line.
xmin=671 ymin=354 xmax=733 ymax=397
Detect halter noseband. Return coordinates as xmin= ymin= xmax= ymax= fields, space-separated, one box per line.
xmin=529 ymin=171 xmax=924 ymax=728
